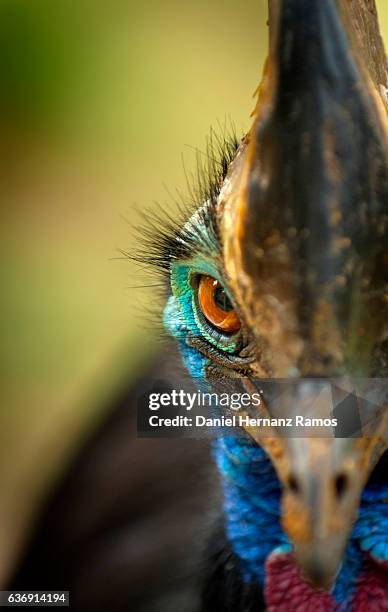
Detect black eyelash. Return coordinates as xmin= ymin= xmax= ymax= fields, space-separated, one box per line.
xmin=120 ymin=124 xmax=240 ymax=278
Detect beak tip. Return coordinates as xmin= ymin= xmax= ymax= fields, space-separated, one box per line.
xmin=300 ymin=563 xmax=337 ymax=591
xmin=295 ymin=544 xmax=343 ymax=591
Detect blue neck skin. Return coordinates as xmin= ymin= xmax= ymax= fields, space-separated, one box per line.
xmin=213 ymin=435 xmax=287 ymax=584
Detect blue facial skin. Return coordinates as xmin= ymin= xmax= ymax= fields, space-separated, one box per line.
xmin=163 ymin=255 xmax=388 ymax=603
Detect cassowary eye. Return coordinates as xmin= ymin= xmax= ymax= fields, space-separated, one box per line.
xmin=198 ymin=275 xmax=241 ymax=334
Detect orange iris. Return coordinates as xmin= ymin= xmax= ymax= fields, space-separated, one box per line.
xmin=198 ymin=275 xmax=241 ymax=334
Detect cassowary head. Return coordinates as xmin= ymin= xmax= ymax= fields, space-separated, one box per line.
xmin=216 ymin=0 xmax=388 ymax=589
xmin=137 ymin=0 xmax=388 ymax=602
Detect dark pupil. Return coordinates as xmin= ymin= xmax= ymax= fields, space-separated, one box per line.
xmin=214 ymin=285 xmax=233 ymax=312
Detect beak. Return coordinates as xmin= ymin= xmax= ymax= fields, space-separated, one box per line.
xmin=220 ymin=0 xmax=388 ymax=589
xmin=242 ymin=379 xmax=388 ymax=588
xmin=282 ymin=436 xmax=386 ymax=588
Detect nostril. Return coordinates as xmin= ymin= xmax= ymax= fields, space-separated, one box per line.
xmin=288 ymin=473 xmax=301 ymax=495
xmin=334 ymin=473 xmax=348 ymax=500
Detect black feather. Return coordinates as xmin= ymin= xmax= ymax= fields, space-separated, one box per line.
xmin=200 ymin=521 xmax=265 ymax=612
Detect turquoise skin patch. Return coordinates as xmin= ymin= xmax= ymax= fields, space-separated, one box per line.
xmin=163 ymin=289 xmax=208 ymax=379
xmin=164 ymin=260 xmax=241 ymax=359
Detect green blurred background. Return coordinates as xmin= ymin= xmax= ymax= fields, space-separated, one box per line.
xmin=0 ymin=0 xmax=387 ymax=586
